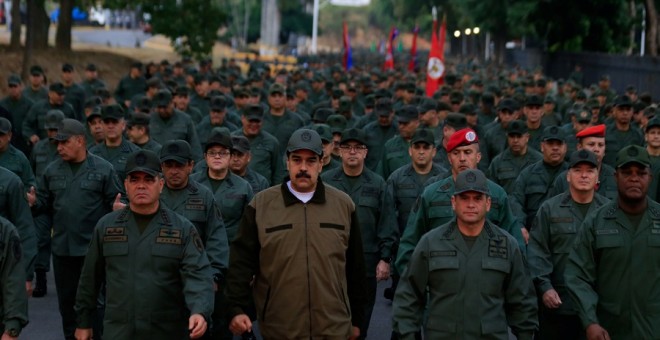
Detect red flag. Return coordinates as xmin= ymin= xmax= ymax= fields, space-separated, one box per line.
xmin=342 ymin=21 xmax=353 ymax=70
xmin=408 ymin=26 xmax=419 ymax=72
xmin=426 ymin=15 xmax=446 ymax=97
xmin=383 ymin=26 xmax=398 ymax=70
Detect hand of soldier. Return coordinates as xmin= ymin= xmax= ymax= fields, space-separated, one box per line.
xmin=229 ymin=314 xmax=252 ymax=336
xmin=26 ymin=281 xmax=33 ymax=296
xmin=74 ymin=328 xmax=92 ymax=340
xmin=542 ymin=289 xmax=562 ymax=309
xmin=124 ymin=100 xmax=131 ymax=108
xmin=188 ymin=313 xmax=207 ymax=339
xmin=521 ymin=228 xmax=530 ymax=244
xmin=29 ymin=135 xmax=39 ymax=145
xmin=586 ymin=323 xmax=610 ymax=340
xmin=26 ymin=186 xmax=36 ymax=207
xmin=376 ymin=260 xmax=390 ymax=281
xmin=349 ymin=326 xmax=360 ymax=340
xmin=1 ymin=331 xmax=18 ymax=340
xmin=112 ymin=193 xmax=126 ymax=211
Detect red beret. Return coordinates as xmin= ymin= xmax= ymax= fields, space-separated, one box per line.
xmin=576 ymin=124 xmax=605 ymax=139
xmin=446 ymin=128 xmax=479 ymax=152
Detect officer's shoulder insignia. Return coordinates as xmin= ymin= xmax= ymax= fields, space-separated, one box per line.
xmin=160 ymin=210 xmax=172 ymax=225
xmin=10 ymin=232 xmax=21 ymax=261
xmin=190 ymin=228 xmax=204 ymax=253
xmin=440 ymin=182 xmax=452 ymax=191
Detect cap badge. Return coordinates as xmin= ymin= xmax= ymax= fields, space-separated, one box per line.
xmin=135 ymin=152 xmax=147 ymax=166
xmin=465 ymin=131 xmax=476 ymax=142
xmin=301 ymin=131 xmax=312 ymax=142
xmin=466 ymin=172 xmax=477 ymax=183
xmin=628 ymin=147 xmax=639 ymax=157
xmin=168 ymin=144 xmax=180 ymax=154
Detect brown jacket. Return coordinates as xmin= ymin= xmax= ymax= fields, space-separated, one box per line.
xmin=226 ymin=179 xmax=367 ymax=339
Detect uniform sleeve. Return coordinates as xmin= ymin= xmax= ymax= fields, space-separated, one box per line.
xmin=527 ymin=203 xmax=555 ymax=294
xmin=6 ymin=178 xmax=36 ymax=280
xmin=346 ymin=209 xmax=367 ymax=329
xmin=395 ymin=192 xmax=429 ymax=274
xmin=377 ymin=180 xmax=398 ymax=259
xmin=102 ymin=167 xmax=124 ymax=209
xmin=565 ymin=215 xmax=600 ymax=329
xmin=187 ymin=119 xmax=204 ymax=162
xmin=75 ymin=223 xmax=105 ymax=328
xmin=509 ymin=174 xmax=528 ymax=228
xmin=495 ymin=191 xmax=526 ymax=251
xmin=226 ymin=204 xmax=261 ymax=318
xmin=204 ymin=198 xmax=230 ymax=276
xmin=22 ymin=104 xmax=39 ymax=141
xmin=504 ymin=236 xmax=539 ymax=339
xmin=19 ymin=155 xmax=37 ymax=189
xmin=547 ymin=172 xmax=568 ymax=199
xmin=181 ymin=223 xmax=215 ymax=320
xmin=392 ymin=235 xmax=429 ymax=338
xmin=270 ymin=141 xmax=285 ymax=185
xmin=0 ymin=224 xmax=28 ymax=333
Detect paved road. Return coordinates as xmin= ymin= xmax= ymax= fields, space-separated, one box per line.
xmin=72 ymin=29 xmax=152 ymax=48
xmin=21 ymin=270 xmax=395 ymax=339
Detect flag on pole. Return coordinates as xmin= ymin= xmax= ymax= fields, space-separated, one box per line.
xmin=383 ymin=26 xmax=398 ymax=70
xmin=426 ymin=9 xmax=446 ymax=97
xmin=342 ymin=21 xmax=353 ymax=71
xmin=408 ymin=26 xmax=420 ymax=72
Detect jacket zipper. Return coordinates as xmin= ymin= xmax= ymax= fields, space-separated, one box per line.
xmin=304 ymin=204 xmax=312 ymax=335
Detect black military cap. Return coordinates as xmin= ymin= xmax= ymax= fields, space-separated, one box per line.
xmin=193 ymin=74 xmax=208 ymax=85
xmin=233 ymin=87 xmax=249 ymax=98
xmin=410 ymin=128 xmax=435 ymax=145
xmin=160 ymin=140 xmax=193 ymax=164
xmin=130 ymin=62 xmax=143 ymax=70
xmin=269 ymin=83 xmax=285 ymax=95
xmin=449 ymin=91 xmax=464 ymax=104
xmin=507 ymin=120 xmax=527 ymax=135
xmin=614 ymin=95 xmax=633 ymax=107
xmin=210 ymin=96 xmax=228 ymax=111
xmin=331 ymin=88 xmax=344 ymax=99
xmin=454 ymin=169 xmax=490 ymax=196
xmin=576 ymin=91 xmax=588 ymax=100
xmin=84 ymin=96 xmax=102 ymax=109
xmin=497 ymin=98 xmax=516 ymax=112
xmin=137 ymin=97 xmax=152 ymax=113
xmin=174 ymin=86 xmax=190 ymax=97
xmin=340 ymin=128 xmax=367 ymax=145
xmin=445 ymin=112 xmax=467 ymax=129
xmin=101 ymin=104 xmax=125 ymax=121
xmin=243 ymin=104 xmax=264 ymax=121
xmin=575 ymin=110 xmax=591 ymax=123
xmin=544 ymin=95 xmax=556 ymax=104
xmin=287 ymin=128 xmax=323 ymax=156
xmin=397 ymin=105 xmax=419 ymax=123
xmin=338 ymin=96 xmax=352 ymax=114
xmin=126 ymin=150 xmax=161 ymax=177
xmin=481 ymin=92 xmax=495 ymax=105
xmin=0 ymin=118 xmax=11 ymax=134
xmin=569 ymin=149 xmax=598 ymax=168
xmin=626 ymin=85 xmax=637 ymax=93
xmin=127 ymin=112 xmax=151 ymax=127
xmin=437 ymin=101 xmax=451 ymax=112
xmin=85 ymin=63 xmax=98 ymax=72
xmin=311 ymin=124 xmax=333 ymax=143
xmin=30 ymin=65 xmax=44 ymax=76
xmin=542 ymin=126 xmax=565 ymax=142
xmin=644 ymin=106 xmax=657 ymax=119
xmin=153 ymin=90 xmax=173 ymax=107
xmin=326 ymin=114 xmax=348 ymax=134
xmin=7 ymin=74 xmax=21 ymax=86
xmin=615 ymin=145 xmax=650 ymax=168
xmin=231 ymin=136 xmax=251 ymax=154
xmin=146 ymin=77 xmax=162 ymax=89
xmin=375 ymin=98 xmax=393 ymax=116
xmin=364 ymin=94 xmax=376 ymax=108
xmin=52 ymin=119 xmax=85 ymax=141
xmin=44 ymin=110 xmax=66 ymax=129
xmin=205 ymin=129 xmax=233 ymax=152
xmin=525 ymin=94 xmax=543 ymax=106
xmin=96 ymin=87 xmax=111 ymax=99
xmin=458 ymin=104 xmax=477 ymax=116
xmin=87 ymin=106 xmax=102 ymax=121
xmin=417 ymin=98 xmax=437 ymax=113
xmin=313 ymin=108 xmax=334 ymax=123
xmin=62 ymin=63 xmax=74 ymax=72
xmin=49 ymin=83 xmax=66 ymax=95
xmin=646 ymin=117 xmax=660 ymax=131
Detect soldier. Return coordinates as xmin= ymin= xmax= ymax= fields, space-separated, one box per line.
xmin=562 ymin=109 xmax=593 ymax=154
xmin=0 ymin=74 xmax=33 ymax=155
xmin=261 ymin=83 xmax=305 ymax=154
xmin=483 ymin=98 xmax=520 ymax=162
xmin=397 ymin=128 xmax=524 ymax=274
xmin=74 ymin=150 xmax=213 ymax=340
xmin=378 ymin=105 xmax=420 ymax=180
xmin=197 ymin=96 xmax=238 ymax=150
xmin=433 ymin=112 xmax=468 ymax=171
xmin=89 ymin=104 xmax=141 ymax=185
xmin=603 ymin=95 xmax=644 ymax=166
xmin=29 ymin=119 xmax=122 ymax=339
xmin=528 ymin=150 xmax=609 ymax=339
xmin=227 ymin=129 xmax=366 ymax=339
xmin=524 ymin=94 xmax=547 ymax=151
xmin=646 ymin=117 xmax=660 ymax=201
xmin=363 ymin=98 xmax=399 ymax=171
xmin=231 ymin=104 xmax=283 ymax=185
xmin=311 ymin=124 xmax=341 ymax=171
xmin=189 ymin=75 xmax=211 ymax=117
xmin=0 ymin=216 xmax=28 ymax=339
xmin=511 ymin=126 xmax=569 ymax=242
xmin=565 ymin=145 xmax=660 ymax=339
xmin=173 ymin=86 xmax=205 ymax=124
xmin=392 ymin=169 xmax=538 ymax=339
xmin=487 ymin=120 xmax=543 ymax=194
xmin=60 ymin=63 xmax=86 ymax=118
xmin=149 ymin=89 xmax=203 ymax=162
xmin=22 ymin=65 xmax=48 ymax=103
xmin=114 ymin=62 xmax=146 ymax=108
xmin=79 ymin=64 xmax=107 ymax=98
xmin=23 ymin=83 xmax=77 ymax=145
xmin=0 ymin=118 xmax=36 ymax=189
xmin=126 ymin=112 xmax=162 ymax=154
xmin=228 ymin=135 xmax=270 ymax=194
xmin=417 ymin=98 xmax=442 ymax=139
xmin=541 ymin=96 xmax=562 ymax=127
xmin=85 ymin=107 xmax=105 ymax=148
xmin=321 ymin=127 xmax=398 ymax=339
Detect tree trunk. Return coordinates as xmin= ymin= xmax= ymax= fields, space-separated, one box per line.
xmin=9 ymin=0 xmax=21 ymax=49
xmin=627 ymin=0 xmax=636 ymax=55
xmin=28 ymin=0 xmax=50 ymax=50
xmin=55 ymin=0 xmax=73 ymax=51
xmin=646 ymin=0 xmax=658 ymax=56
xmin=493 ymin=33 xmax=507 ymax=66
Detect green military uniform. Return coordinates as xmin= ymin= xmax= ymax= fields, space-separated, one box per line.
xmin=378 ymin=135 xmax=410 ymax=180
xmin=548 ymin=164 xmax=618 ymax=200
xmin=189 ymin=93 xmax=211 ymax=117
xmin=528 ymin=191 xmax=609 ymax=338
xmin=0 ymin=93 xmax=33 ymax=154
xmin=0 ymin=216 xmax=28 ymax=337
xmin=510 ymin=160 xmax=569 ymax=228
xmin=134 ymin=138 xmax=162 ymax=155
xmin=30 ymin=138 xmax=59 ymax=178
xmin=63 ymin=83 xmax=86 ymax=118
xmin=191 ymin=171 xmax=253 ymax=242
xmin=392 ymin=220 xmax=537 ymax=339
xmin=261 ymin=109 xmax=305 ymax=155
xmin=74 ymin=206 xmax=214 ymax=339
xmin=487 ymin=148 xmax=543 ymax=194
xmin=321 ymin=167 xmax=397 ymax=338
xmin=80 ymin=78 xmax=107 ymax=98
xmin=21 ymin=86 xmax=48 ymax=104
xmin=483 ymin=123 xmax=509 ymax=161
xmin=114 ymin=74 xmax=147 ymax=106
xmin=396 ymin=176 xmax=525 ymax=273
xmin=565 ymin=199 xmax=660 ymax=339
xmin=196 ymin=118 xmax=239 ymax=150
xmin=527 ymin=124 xmax=546 ymax=152
xmin=603 ymin=123 xmax=643 ymax=166
xmin=363 ymin=120 xmax=398 ymax=171
xmin=241 ymin=168 xmax=270 ymax=194
xmin=23 ymin=100 xmax=77 ymax=140
xmin=149 ymin=110 xmax=203 ymax=161
xmin=0 ymin=167 xmax=37 ymax=280
xmin=89 ymin=139 xmax=141 ymax=183
xmin=231 ymin=130 xmax=282 ymax=185
xmin=0 ymin=144 xmax=36 ymax=188
xmin=183 ymin=105 xmax=205 ymax=125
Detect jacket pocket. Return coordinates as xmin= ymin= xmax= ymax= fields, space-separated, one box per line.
xmin=265 ymin=224 xmax=292 ymax=233
xmin=481 ymin=258 xmax=511 ymax=295
xmin=103 ymin=243 xmax=129 ymax=256
xmin=320 ymin=223 xmax=345 ymax=231
xmin=428 ymin=256 xmax=460 ymax=294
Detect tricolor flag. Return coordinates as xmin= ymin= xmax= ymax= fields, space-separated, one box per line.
xmin=343 ymin=21 xmax=353 ymax=71
xmin=383 ymin=26 xmax=399 ymax=70
xmin=426 ymin=10 xmax=446 ymax=97
xmin=408 ymin=26 xmax=420 ymax=72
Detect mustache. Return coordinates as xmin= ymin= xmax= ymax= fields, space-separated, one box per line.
xmin=295 ymin=172 xmax=311 ymax=179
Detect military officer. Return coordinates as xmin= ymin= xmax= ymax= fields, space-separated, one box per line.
xmin=23 ymin=83 xmax=77 ymax=145
xmin=22 ymin=65 xmax=48 ymax=103
xmin=524 ymin=95 xmax=547 ymax=151
xmin=228 ymin=135 xmax=270 ymax=194
xmin=528 ymin=150 xmax=609 ymax=339
xmin=310 ymin=124 xmax=341 ymax=172
xmin=363 ymin=98 xmax=399 ymax=171
xmin=74 ymin=149 xmax=213 ymax=340
xmin=30 ymin=118 xmax=123 ymax=339
xmin=483 ymin=98 xmax=520 ymax=162
xmin=646 ymin=117 xmax=660 ymax=201
xmin=396 ymin=128 xmax=525 ymax=274
xmin=0 ymin=74 xmax=33 ymax=155
xmin=0 ymin=118 xmax=36 ymax=189
xmin=149 ymin=89 xmax=203 ymax=162
xmin=261 ymin=83 xmax=305 ymax=153
xmin=113 ymin=62 xmax=146 ymax=108
xmin=196 ymin=96 xmax=238 ymax=150
xmin=603 ymin=95 xmax=644 ymax=166
xmin=0 ymin=216 xmax=28 ymax=339
xmin=126 ymin=112 xmax=162 ymax=154
xmin=378 ymin=105 xmax=420 ymax=180
xmin=392 ymin=169 xmax=538 ymax=339
xmin=487 ymin=120 xmax=543 ymax=194
xmin=434 ymin=112 xmax=468 ymax=171
xmin=565 ymin=145 xmax=660 ymax=339
xmin=321 ymin=127 xmax=397 ymax=339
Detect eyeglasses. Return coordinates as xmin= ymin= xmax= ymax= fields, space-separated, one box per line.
xmin=206 ymin=151 xmax=231 ymax=158
xmin=339 ymin=145 xmax=367 ymax=152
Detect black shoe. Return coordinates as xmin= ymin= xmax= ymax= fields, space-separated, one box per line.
xmin=33 ymin=270 xmax=47 ymax=297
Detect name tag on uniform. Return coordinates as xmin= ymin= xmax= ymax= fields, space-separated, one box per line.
xmin=104 ymin=236 xmax=128 ymax=242
xmin=156 ymin=228 xmax=183 ymax=245
xmin=596 ymin=229 xmax=619 ymax=235
xmin=430 ymin=250 xmax=457 ymax=257
xmin=106 ymin=227 xmax=125 ymax=235
xmin=156 ymin=237 xmax=182 ymax=244
xmin=361 ymin=187 xmax=379 ymax=197
xmin=397 ymin=184 xmax=416 ymax=190
xmin=550 ymin=217 xmax=574 ymax=223
xmin=104 ymin=226 xmax=127 ymax=242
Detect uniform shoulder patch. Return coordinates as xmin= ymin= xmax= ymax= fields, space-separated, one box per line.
xmin=10 ymin=233 xmax=22 ymax=261
xmin=190 ymin=228 xmax=204 ymax=253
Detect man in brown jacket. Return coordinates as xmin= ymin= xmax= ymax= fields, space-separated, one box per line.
xmin=226 ymin=128 xmax=367 ymax=339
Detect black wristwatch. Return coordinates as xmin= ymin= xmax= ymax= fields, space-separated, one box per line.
xmin=381 ymin=257 xmax=392 ymax=264
xmin=7 ymin=328 xmax=20 ymax=337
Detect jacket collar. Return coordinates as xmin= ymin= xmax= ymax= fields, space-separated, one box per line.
xmin=281 ymin=177 xmax=327 ymax=206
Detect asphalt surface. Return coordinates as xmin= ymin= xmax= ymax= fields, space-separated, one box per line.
xmin=72 ymin=29 xmax=153 ymax=48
